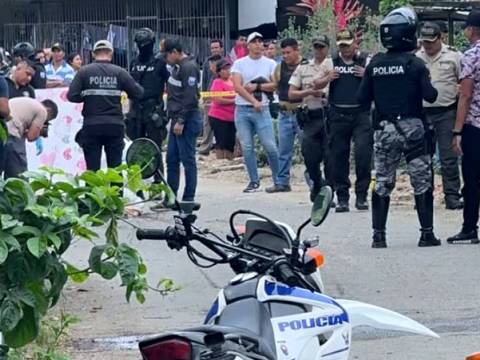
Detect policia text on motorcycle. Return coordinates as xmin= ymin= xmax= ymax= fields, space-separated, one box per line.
xmin=357 ymin=7 xmax=441 ymax=249
xmin=67 ymin=40 xmax=144 ymax=171
xmin=328 ymin=29 xmax=373 ymax=213
xmin=127 ymin=28 xmax=170 ymax=178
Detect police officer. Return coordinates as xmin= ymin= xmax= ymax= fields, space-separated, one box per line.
xmin=416 ymin=22 xmax=463 ymax=210
xmin=127 ymin=28 xmax=170 ymax=176
xmin=357 ymin=7 xmax=441 ymax=248
xmin=67 ymin=40 xmax=144 ymax=171
xmin=329 ymin=29 xmax=372 ymax=213
xmin=163 ymin=39 xmax=202 ymax=203
xmin=288 ymin=35 xmax=335 ymax=202
xmin=12 ymin=42 xmax=46 ymax=89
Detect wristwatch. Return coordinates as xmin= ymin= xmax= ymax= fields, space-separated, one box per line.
xmin=452 ymin=129 xmax=462 ymax=136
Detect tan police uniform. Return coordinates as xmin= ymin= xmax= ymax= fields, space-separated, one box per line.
xmin=416 ymin=42 xmax=462 ymax=206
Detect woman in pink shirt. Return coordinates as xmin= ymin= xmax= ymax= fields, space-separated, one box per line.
xmin=208 ymin=59 xmax=236 ymax=160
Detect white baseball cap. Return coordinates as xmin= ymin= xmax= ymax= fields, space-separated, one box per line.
xmin=93 ymin=40 xmax=114 ymax=52
xmin=247 ymin=32 xmax=264 ymax=44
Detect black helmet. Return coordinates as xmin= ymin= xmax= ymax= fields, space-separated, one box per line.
xmin=380 ymin=7 xmax=418 ymax=52
xmin=12 ymin=42 xmax=34 ymax=60
xmin=134 ymin=28 xmax=155 ymax=47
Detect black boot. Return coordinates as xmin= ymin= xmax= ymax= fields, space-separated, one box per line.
xmin=372 ymin=192 xmax=390 ymax=248
xmin=447 ymin=228 xmax=479 ymax=244
xmin=415 ymin=190 xmax=441 ymax=247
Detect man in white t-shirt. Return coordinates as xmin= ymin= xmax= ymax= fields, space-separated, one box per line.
xmin=231 ymin=32 xmax=282 ymax=193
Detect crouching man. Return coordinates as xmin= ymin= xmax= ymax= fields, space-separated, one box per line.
xmin=2 ymin=97 xmax=58 ymax=178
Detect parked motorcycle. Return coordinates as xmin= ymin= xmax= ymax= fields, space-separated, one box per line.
xmin=127 ymin=138 xmax=439 ymax=360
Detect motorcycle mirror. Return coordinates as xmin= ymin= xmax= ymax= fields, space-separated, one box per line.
xmin=126 ymin=138 xmax=162 ymax=179
xmin=311 ymin=186 xmax=333 ymax=227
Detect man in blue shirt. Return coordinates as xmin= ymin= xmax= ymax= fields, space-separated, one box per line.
xmin=45 ymin=43 xmax=75 ymax=88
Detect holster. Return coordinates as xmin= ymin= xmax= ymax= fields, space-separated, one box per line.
xmin=296 ymin=104 xmax=310 ymax=129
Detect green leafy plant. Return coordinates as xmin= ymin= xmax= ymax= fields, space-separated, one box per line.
xmin=8 ymin=312 xmax=80 ymax=360
xmin=0 ymin=165 xmax=173 ymax=350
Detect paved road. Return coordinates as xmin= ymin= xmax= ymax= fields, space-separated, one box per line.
xmin=63 ymin=177 xmax=480 ymax=360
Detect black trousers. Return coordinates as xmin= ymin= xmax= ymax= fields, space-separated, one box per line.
xmin=80 ymin=124 xmax=125 ymax=171
xmin=301 ymin=111 xmax=334 ymax=191
xmin=461 ymin=124 xmax=480 ymax=231
xmin=329 ymin=108 xmax=373 ymax=202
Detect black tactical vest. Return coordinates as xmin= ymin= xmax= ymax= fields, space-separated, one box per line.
xmin=369 ymin=52 xmax=419 ymax=117
xmin=278 ymin=61 xmax=301 ymax=103
xmin=330 ymin=53 xmax=367 ymax=106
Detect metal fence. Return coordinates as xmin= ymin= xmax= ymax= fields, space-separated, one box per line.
xmin=2 ymin=0 xmax=230 ymax=68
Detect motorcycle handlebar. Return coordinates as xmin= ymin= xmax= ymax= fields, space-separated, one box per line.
xmin=136 ymin=228 xmax=169 ymax=241
xmin=277 ymin=262 xmax=301 ymax=287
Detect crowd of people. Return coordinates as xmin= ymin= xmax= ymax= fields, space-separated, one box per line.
xmin=0 ymin=6 xmax=480 ymax=248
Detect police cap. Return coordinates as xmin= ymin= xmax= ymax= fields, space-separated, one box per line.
xmin=419 ymin=22 xmax=441 ymax=42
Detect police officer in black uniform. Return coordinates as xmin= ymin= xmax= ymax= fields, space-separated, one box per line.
xmin=68 ymin=40 xmax=144 ymax=171
xmin=357 ymin=7 xmax=441 ymax=248
xmin=329 ymin=29 xmax=372 ymax=213
xmin=163 ymin=39 xmax=202 ymax=203
xmin=12 ymin=42 xmax=46 ymax=89
xmin=127 ymin=28 xmax=170 ymax=176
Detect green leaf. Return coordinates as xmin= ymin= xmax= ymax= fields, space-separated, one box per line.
xmin=100 ymin=262 xmax=118 ymax=280
xmin=38 ymin=166 xmax=65 ymax=176
xmin=25 ymin=282 xmax=48 ymax=316
xmin=0 ymin=231 xmax=20 ymax=251
xmin=105 ymin=168 xmax=124 ymax=184
xmin=0 ymin=239 xmax=8 ymax=264
xmin=117 ymin=244 xmax=139 ymax=287
xmin=27 ymin=236 xmax=47 ymax=258
xmin=0 ymin=299 xmax=22 ymax=332
xmin=66 ymin=264 xmax=89 ymax=284
xmin=136 ymin=292 xmax=146 ymax=304
xmin=54 ymin=181 xmax=75 ymax=193
xmin=138 ymin=263 xmax=147 ymax=275
xmin=0 ymin=123 xmax=7 ymax=143
xmin=0 ymin=214 xmax=19 ymax=230
xmin=4 ymin=178 xmax=35 ymax=206
xmin=4 ymin=305 xmax=39 ymax=348
xmin=105 ymin=218 xmax=119 ymax=246
xmin=88 ymin=245 xmax=107 ymax=274
xmin=47 ymin=233 xmax=62 ymax=250
xmin=79 ymin=171 xmax=105 ymax=187
xmin=12 ymin=226 xmax=41 ymax=237
xmin=11 ymin=288 xmax=36 ymax=308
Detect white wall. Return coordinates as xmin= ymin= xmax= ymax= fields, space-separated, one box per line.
xmin=238 ymin=0 xmax=277 ymax=30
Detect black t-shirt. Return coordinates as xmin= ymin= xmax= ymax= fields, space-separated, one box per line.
xmin=30 ymin=62 xmax=47 ymax=89
xmin=130 ymin=53 xmax=169 ymax=103
xmin=0 ymin=76 xmax=8 ymax=98
xmin=5 ymin=77 xmax=35 ymax=99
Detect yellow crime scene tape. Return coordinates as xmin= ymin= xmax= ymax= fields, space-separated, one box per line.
xmin=200 ymin=91 xmax=236 ymax=99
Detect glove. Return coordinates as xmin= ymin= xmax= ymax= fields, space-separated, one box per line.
xmin=35 ymin=138 xmax=44 ymax=155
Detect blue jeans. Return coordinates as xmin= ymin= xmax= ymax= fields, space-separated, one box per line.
xmin=166 ymin=110 xmax=202 ymax=201
xmin=235 ymin=105 xmax=280 ymax=185
xmin=278 ymin=111 xmax=300 ymax=186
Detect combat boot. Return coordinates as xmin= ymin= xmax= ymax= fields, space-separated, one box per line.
xmin=415 ymin=190 xmax=441 ymax=247
xmin=371 ymin=192 xmax=390 ymax=248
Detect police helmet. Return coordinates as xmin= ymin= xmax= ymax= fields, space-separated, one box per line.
xmin=134 ymin=28 xmax=155 ymax=47
xmin=380 ymin=7 xmax=418 ymax=52
xmin=12 ymin=42 xmax=35 ymax=60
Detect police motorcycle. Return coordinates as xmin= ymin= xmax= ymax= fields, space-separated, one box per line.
xmin=126 ymin=138 xmax=439 ymax=360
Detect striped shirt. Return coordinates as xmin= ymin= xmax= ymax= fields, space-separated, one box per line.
xmin=45 ymin=61 xmax=75 ymax=85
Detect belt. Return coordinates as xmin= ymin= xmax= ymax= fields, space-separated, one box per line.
xmin=279 ymin=104 xmax=299 ymax=113
xmin=331 ymin=105 xmax=369 ymax=114
xmin=423 ymin=103 xmax=457 ymax=115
